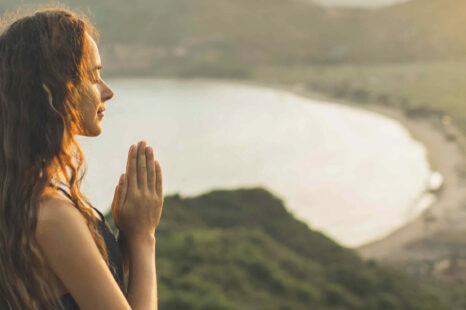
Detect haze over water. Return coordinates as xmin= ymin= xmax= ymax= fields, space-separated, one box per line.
xmin=78 ymin=78 xmax=432 ymax=247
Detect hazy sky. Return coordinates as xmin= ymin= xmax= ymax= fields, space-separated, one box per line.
xmin=314 ymin=0 xmax=410 ymax=7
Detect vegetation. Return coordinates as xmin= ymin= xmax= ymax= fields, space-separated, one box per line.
xmin=105 ymin=187 xmax=466 ymax=309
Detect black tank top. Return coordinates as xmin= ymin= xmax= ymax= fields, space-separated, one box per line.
xmin=48 ymin=183 xmax=124 ymax=309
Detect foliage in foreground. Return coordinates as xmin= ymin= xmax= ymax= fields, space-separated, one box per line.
xmin=106 ymin=187 xmax=466 ymax=309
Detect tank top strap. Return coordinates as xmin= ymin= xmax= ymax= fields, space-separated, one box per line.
xmin=53 ymin=184 xmax=72 ymax=199
xmin=91 ymin=206 xmax=106 ymax=222
xmin=48 ymin=181 xmax=105 ymax=222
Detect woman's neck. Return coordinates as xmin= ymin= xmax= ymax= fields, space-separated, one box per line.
xmin=50 ymin=165 xmax=70 ymax=188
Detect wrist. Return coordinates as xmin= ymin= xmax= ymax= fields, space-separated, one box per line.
xmin=127 ymin=233 xmax=156 ymax=250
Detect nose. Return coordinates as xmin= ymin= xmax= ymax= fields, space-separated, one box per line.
xmin=102 ymin=81 xmax=114 ymax=102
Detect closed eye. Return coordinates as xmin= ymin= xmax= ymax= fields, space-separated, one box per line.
xmin=92 ymin=72 xmax=102 ymax=84
xmin=90 ymin=66 xmax=103 ymax=83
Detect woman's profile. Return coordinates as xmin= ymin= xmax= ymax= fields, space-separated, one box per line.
xmin=0 ymin=4 xmax=163 ymax=310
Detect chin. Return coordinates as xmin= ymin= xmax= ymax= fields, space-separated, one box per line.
xmin=77 ymin=123 xmax=103 ymax=137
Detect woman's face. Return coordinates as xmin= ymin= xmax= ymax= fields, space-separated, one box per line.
xmin=76 ymin=33 xmax=114 ymax=137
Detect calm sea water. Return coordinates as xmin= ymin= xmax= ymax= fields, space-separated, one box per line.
xmin=77 ymin=78 xmax=432 ymax=247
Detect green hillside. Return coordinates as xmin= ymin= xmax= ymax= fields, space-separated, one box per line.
xmin=360 ymin=0 xmax=466 ymax=62
xmin=105 ymin=188 xmax=466 ymax=310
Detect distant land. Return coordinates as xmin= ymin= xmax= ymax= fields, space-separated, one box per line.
xmin=313 ymin=0 xmax=410 ymax=8
xmin=2 ymin=0 xmax=466 ymax=65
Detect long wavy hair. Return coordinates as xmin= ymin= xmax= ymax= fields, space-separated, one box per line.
xmin=0 ymin=4 xmax=116 ymax=309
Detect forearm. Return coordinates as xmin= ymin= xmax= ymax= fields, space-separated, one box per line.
xmin=126 ymin=234 xmax=158 ymax=310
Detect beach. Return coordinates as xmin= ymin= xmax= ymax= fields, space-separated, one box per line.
xmin=286 ymin=84 xmax=466 ymax=265
xmin=208 ymin=78 xmax=466 ymax=265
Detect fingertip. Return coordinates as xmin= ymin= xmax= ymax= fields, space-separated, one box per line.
xmin=146 ymin=146 xmax=154 ymax=157
xmin=119 ymin=173 xmax=126 ymax=184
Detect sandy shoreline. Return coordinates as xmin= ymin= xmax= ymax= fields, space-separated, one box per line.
xmin=187 ymin=77 xmax=466 ymax=263
xmin=271 ymin=82 xmax=466 ymax=262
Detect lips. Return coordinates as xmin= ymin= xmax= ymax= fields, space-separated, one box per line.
xmin=97 ymin=107 xmax=105 ymax=119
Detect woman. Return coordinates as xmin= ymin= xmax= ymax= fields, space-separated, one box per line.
xmin=0 ymin=5 xmax=163 ymax=310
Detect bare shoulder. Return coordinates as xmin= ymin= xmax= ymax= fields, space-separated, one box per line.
xmin=39 ymin=186 xmax=101 ymax=220
xmin=35 ymin=189 xmax=130 ymax=309
xmin=37 ymin=188 xmax=80 ymax=223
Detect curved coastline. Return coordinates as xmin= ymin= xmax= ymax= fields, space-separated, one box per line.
xmin=183 ymin=77 xmax=466 ymax=262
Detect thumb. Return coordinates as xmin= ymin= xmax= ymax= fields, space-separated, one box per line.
xmin=118 ymin=174 xmax=128 ymax=206
xmin=112 ymin=174 xmax=127 ymax=227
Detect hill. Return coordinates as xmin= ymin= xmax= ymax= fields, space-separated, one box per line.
xmin=104 ymin=187 xmax=466 ymax=309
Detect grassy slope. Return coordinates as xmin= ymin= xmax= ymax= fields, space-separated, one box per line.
xmin=104 ymin=187 xmax=466 ymax=310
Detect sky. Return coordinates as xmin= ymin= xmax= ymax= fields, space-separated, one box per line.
xmin=313 ymin=0 xmax=410 ymax=8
